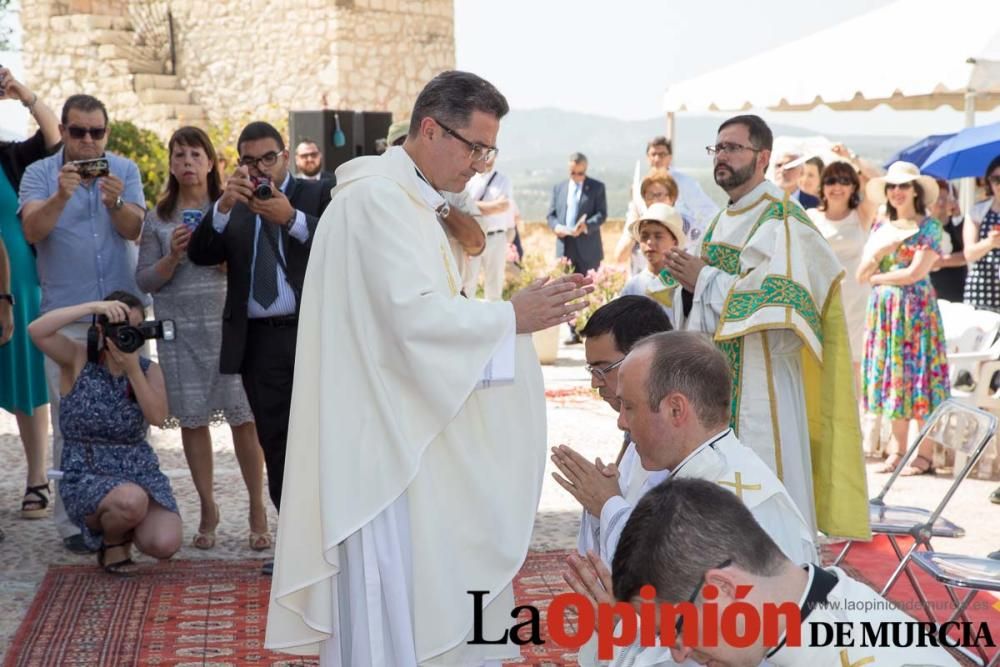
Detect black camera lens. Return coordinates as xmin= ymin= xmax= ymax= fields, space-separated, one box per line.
xmin=254 ymin=182 xmax=273 ymax=200
xmin=113 ymin=327 xmax=144 ymax=353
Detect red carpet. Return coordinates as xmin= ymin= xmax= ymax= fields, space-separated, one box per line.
xmin=4 ymin=552 xmax=579 ymax=667
xmin=823 ymin=535 xmax=1000 ymax=663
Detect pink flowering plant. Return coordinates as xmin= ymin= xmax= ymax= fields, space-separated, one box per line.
xmin=502 ymin=253 xmax=573 ymax=301
xmin=573 ymin=264 xmax=627 ymax=330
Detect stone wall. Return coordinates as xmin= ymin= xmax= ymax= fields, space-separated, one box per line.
xmin=21 ymin=0 xmax=455 ymax=140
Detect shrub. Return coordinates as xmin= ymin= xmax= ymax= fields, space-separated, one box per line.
xmin=106 ymin=120 xmax=167 ymax=208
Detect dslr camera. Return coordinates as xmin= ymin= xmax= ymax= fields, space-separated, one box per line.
xmin=251 ymin=176 xmax=273 ymax=200
xmin=88 ymin=317 xmax=176 ymax=360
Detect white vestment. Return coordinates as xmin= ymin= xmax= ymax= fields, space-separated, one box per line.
xmin=266 ymin=147 xmax=548 ymax=667
xmin=690 ymin=181 xmax=869 ymax=540
xmin=584 ymin=430 xmax=818 ymax=667
xmin=770 ymin=565 xmax=959 ymax=666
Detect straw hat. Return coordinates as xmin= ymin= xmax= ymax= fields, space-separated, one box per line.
xmin=627 ymin=202 xmax=687 ymax=248
xmin=386 ymin=119 xmax=410 ymax=147
xmin=866 ymin=161 xmax=940 ymax=206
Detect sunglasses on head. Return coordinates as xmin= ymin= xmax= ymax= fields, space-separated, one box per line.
xmin=67 ymin=126 xmax=107 ymax=140
xmin=823 ymin=176 xmax=854 ymax=186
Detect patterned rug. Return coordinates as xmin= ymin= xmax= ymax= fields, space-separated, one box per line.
xmin=4 ymin=552 xmax=578 ymax=667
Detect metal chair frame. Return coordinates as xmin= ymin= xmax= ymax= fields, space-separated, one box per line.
xmin=832 ymin=400 xmax=997 ymax=616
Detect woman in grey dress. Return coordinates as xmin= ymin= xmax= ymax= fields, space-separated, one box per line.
xmin=136 ymin=127 xmax=270 ymax=551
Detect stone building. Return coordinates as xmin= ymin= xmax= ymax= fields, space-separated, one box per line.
xmin=22 ymin=0 xmax=455 ymax=140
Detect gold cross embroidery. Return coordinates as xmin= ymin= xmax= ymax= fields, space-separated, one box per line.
xmin=839 ymin=650 xmax=875 ymax=667
xmin=717 ymin=472 xmax=762 ymax=499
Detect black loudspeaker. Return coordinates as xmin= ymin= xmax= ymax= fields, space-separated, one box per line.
xmin=288 ymin=110 xmax=393 ymax=173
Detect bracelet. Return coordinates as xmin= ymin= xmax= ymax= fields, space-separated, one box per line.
xmin=22 ymin=93 xmax=38 ymax=110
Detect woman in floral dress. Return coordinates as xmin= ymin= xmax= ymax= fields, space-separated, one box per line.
xmin=857 ymin=162 xmax=950 ymax=476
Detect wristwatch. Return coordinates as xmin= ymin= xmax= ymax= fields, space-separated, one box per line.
xmin=0 ymin=294 xmax=14 ymax=307
xmin=111 ymin=195 xmax=124 ymax=211
xmin=436 ymin=200 xmax=451 ymax=219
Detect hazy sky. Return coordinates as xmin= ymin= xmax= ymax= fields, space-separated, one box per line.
xmin=3 ymin=1 xmax=998 ymax=138
xmin=454 ymin=0 xmax=1000 ymax=136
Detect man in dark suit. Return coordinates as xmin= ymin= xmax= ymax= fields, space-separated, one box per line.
xmin=547 ymin=152 xmax=607 ymax=343
xmin=293 ymin=139 xmax=336 ymax=182
xmin=188 ymin=122 xmax=331 ymax=530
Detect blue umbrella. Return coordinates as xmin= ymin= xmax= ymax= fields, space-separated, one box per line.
xmin=884 ymin=133 xmax=955 ymax=170
xmin=921 ymin=121 xmax=1000 ymax=179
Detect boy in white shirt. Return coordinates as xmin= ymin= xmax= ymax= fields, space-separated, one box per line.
xmin=620 ymin=203 xmax=686 ymax=327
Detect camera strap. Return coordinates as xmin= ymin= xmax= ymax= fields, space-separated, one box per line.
xmin=87 ymin=315 xmax=100 ymax=364
xmin=258 ymin=219 xmax=303 ymax=310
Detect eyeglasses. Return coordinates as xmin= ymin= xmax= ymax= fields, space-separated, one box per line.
xmin=886 ymin=182 xmax=913 ymax=191
xmin=988 ymin=175 xmax=1000 ymax=185
xmin=585 ymin=357 xmax=625 ymax=383
xmin=823 ymin=176 xmax=854 ymax=186
xmin=674 ymin=558 xmax=733 ymax=639
xmin=239 ymin=150 xmax=282 ymax=169
xmin=67 ymin=126 xmax=106 ymax=140
xmin=571 ymin=170 xmax=587 ymax=177
xmin=705 ymin=143 xmax=760 ymax=156
xmin=434 ymin=118 xmax=498 ymax=163
xmin=296 ymin=151 xmax=320 ymax=159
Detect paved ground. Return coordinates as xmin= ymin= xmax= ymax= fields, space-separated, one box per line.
xmin=1 ymin=340 xmax=998 ymax=657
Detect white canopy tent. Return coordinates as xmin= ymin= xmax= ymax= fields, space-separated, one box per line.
xmin=661 ymin=0 xmax=1000 ymax=210
xmin=662 ymin=0 xmax=1000 ymax=127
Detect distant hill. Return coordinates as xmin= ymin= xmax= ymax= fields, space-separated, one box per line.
xmin=496 ymin=108 xmax=916 ymax=220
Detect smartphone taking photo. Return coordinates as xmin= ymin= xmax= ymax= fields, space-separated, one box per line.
xmin=73 ymin=157 xmax=110 ymax=179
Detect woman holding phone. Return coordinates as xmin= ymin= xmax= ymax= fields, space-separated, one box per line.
xmin=136 ymin=126 xmax=270 ymax=552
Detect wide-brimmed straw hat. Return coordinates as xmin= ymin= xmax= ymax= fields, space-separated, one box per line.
xmin=866 ymin=161 xmax=940 ymax=206
xmin=627 ymin=202 xmax=687 ymax=248
xmin=386 ymin=119 xmax=409 ymax=146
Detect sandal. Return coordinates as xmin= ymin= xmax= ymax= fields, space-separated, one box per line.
xmin=900 ymin=454 xmax=935 ymax=477
xmin=192 ymin=503 xmax=219 ymax=550
xmin=21 ymin=483 xmax=50 ymax=520
xmin=249 ymin=531 xmax=273 ymax=551
xmin=98 ymin=540 xmax=136 ymax=576
xmin=877 ymin=453 xmax=903 ymax=474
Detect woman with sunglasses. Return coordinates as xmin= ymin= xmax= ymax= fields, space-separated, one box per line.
xmin=963 ymin=155 xmax=1000 ymax=312
xmin=807 ymin=161 xmax=877 ymax=374
xmin=0 ymin=69 xmax=60 ymax=530
xmin=856 ymin=162 xmax=950 ymax=476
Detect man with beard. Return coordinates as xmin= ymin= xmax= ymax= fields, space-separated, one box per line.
xmin=662 ymin=114 xmax=869 ymax=542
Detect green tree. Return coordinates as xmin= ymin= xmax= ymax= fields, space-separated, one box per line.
xmin=106 ymin=120 xmax=168 ymax=208
xmin=0 ymin=0 xmax=16 ymax=52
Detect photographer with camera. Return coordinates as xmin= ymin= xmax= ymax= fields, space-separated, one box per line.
xmin=188 ymin=122 xmax=330 ymax=573
xmin=27 ymin=291 xmax=181 ymax=575
xmin=18 ymin=94 xmax=146 ymax=554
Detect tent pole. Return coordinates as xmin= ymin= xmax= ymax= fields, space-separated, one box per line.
xmin=666 ymin=111 xmax=675 ymax=143
xmin=959 ymin=89 xmax=976 ymax=221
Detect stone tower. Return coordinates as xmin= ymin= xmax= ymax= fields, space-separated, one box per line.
xmin=22 ymin=0 xmax=455 ymax=139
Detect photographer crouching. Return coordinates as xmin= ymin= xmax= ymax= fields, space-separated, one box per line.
xmin=28 ymin=291 xmax=181 ymax=575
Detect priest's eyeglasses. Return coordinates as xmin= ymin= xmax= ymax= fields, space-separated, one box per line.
xmin=705 ymin=143 xmax=761 ymax=156
xmin=674 ymin=558 xmax=733 ymax=638
xmin=585 ymin=357 xmax=625 ymax=384
xmin=434 ymin=118 xmax=499 ymax=163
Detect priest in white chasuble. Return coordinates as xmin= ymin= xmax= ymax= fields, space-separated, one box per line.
xmin=264 ymin=71 xmax=593 ymax=666
xmin=665 ymin=114 xmax=870 ymax=542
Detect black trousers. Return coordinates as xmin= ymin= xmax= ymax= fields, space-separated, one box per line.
xmin=241 ymin=321 xmax=298 ymax=511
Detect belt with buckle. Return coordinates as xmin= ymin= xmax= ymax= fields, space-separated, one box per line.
xmin=249 ymin=315 xmax=298 ymax=328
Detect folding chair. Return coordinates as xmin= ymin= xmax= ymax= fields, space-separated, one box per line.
xmin=910 ymin=552 xmax=1000 ymax=666
xmin=832 ymin=400 xmax=998 ymax=611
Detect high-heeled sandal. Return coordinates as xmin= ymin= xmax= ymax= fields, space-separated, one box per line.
xmin=21 ymin=483 xmax=50 ymax=520
xmin=192 ymin=503 xmax=219 ymax=550
xmin=249 ymin=531 xmax=273 ymax=551
xmin=98 ymin=540 xmax=136 ymax=576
